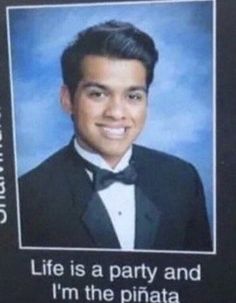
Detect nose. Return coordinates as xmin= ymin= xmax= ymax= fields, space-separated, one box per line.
xmin=103 ymin=96 xmax=126 ymax=120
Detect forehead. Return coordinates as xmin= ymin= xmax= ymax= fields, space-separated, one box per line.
xmin=80 ymin=55 xmax=147 ymax=88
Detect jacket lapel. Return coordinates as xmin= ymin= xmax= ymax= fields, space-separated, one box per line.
xmin=82 ymin=192 xmax=120 ymax=248
xmin=133 ymin=146 xmax=162 ymax=249
xmin=135 ymin=186 xmax=161 ymax=249
xmin=63 ymin=143 xmax=120 ymax=248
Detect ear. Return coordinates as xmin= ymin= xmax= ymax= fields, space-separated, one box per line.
xmin=60 ymin=85 xmax=73 ymax=114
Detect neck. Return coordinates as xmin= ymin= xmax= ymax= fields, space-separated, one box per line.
xmin=74 ymin=137 xmax=132 ymax=171
xmin=102 ymin=156 xmax=122 ymax=169
xmin=78 ymin=140 xmax=122 ymax=168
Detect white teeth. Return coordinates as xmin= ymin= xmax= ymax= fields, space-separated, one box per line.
xmin=102 ymin=127 xmax=125 ymax=136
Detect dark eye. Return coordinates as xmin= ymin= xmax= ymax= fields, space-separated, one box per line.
xmin=127 ymin=92 xmax=145 ymax=102
xmin=88 ymin=90 xmax=106 ymax=100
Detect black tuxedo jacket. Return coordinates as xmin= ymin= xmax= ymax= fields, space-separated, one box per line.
xmin=19 ymin=142 xmax=212 ymax=251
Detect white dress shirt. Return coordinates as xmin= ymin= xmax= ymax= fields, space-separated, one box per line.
xmin=74 ymin=139 xmax=135 ymax=250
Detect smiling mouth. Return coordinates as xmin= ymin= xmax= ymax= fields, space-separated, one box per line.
xmin=100 ymin=126 xmax=127 ymax=139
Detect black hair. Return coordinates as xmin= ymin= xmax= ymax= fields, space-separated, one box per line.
xmin=61 ymin=20 xmax=158 ymax=98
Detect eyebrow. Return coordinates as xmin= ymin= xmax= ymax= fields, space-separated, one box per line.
xmin=80 ymin=81 xmax=147 ymax=93
xmin=80 ymin=81 xmax=108 ymax=91
xmin=128 ymin=86 xmax=147 ymax=94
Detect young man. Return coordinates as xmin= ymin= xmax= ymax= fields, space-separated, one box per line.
xmin=19 ymin=20 xmax=212 ymax=251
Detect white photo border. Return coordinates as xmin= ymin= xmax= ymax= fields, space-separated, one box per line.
xmin=6 ymin=0 xmax=217 ymax=254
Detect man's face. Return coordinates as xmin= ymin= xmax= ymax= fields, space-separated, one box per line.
xmin=61 ymin=55 xmax=148 ymax=167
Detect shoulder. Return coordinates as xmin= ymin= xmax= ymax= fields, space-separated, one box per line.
xmin=19 ymin=144 xmax=71 ymax=188
xmin=133 ymin=144 xmax=199 ymax=180
xmin=133 ymin=144 xmax=192 ymax=167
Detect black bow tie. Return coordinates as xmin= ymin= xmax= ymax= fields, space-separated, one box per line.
xmin=83 ymin=159 xmax=137 ymax=191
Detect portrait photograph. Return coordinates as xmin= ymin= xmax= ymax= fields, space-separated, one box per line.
xmin=7 ymin=0 xmax=215 ymax=253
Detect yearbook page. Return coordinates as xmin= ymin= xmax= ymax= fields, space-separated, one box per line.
xmin=0 ymin=0 xmax=235 ymax=302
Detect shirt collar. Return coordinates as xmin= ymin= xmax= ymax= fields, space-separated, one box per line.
xmin=74 ymin=138 xmax=132 ymax=173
